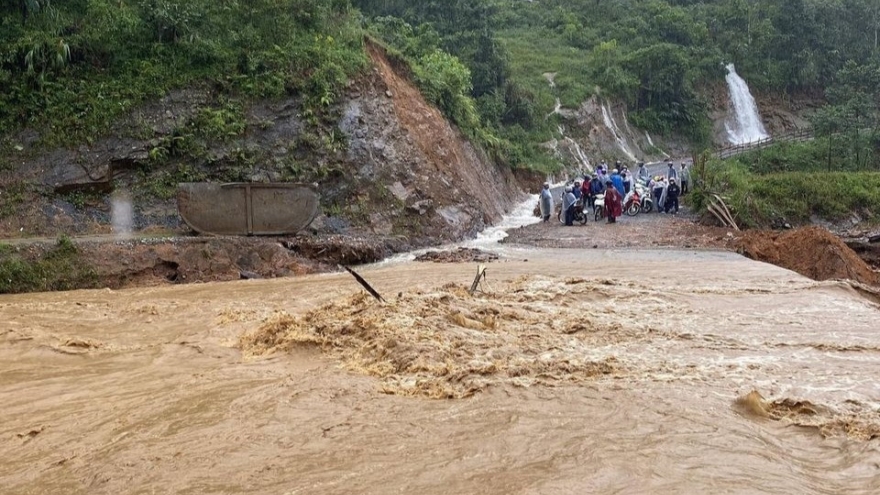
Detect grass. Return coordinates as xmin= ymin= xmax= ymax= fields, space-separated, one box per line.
xmin=693 ymin=160 xmax=880 ymax=228
xmin=0 ymin=236 xmax=99 ymax=294
xmin=497 ymin=27 xmax=593 ymax=112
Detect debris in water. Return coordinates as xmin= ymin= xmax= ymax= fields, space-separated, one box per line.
xmin=239 ymin=277 xmax=624 ymax=399
xmin=415 ymin=248 xmax=499 ymax=264
xmin=341 ymin=265 xmax=385 ymax=302
xmin=734 ymin=390 xmax=880 ymax=441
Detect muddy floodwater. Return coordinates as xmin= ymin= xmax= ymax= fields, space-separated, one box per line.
xmin=2 ymin=248 xmax=879 ymax=494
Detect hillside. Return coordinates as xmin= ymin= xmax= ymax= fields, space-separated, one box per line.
xmin=2 ymin=1 xmax=879 ymax=245
xmin=1 ymin=2 xmax=523 ymax=241
xmin=358 ymin=0 xmax=879 ymax=169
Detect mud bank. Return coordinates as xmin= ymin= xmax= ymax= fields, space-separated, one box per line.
xmin=0 ymin=234 xmax=396 ymax=292
xmin=736 ymin=226 xmax=879 ymax=286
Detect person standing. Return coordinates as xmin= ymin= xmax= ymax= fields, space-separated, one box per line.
xmin=622 ymin=169 xmax=632 ymax=195
xmin=666 ymin=161 xmax=678 ymax=182
xmin=652 ymin=176 xmax=664 ymax=213
xmin=562 ymin=186 xmax=577 ymax=226
xmin=658 ymin=177 xmax=669 ymax=214
xmin=680 ymin=163 xmax=690 ymax=195
xmin=637 ymin=162 xmax=649 ymax=184
xmin=665 ymin=178 xmax=681 ymax=214
xmin=539 ymin=182 xmax=553 ymax=222
xmin=589 ymin=173 xmax=604 ymax=214
xmin=610 ymin=169 xmax=625 ymax=196
xmin=604 ymin=180 xmax=623 ymax=224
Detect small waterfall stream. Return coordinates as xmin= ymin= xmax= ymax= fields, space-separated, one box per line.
xmin=601 ymin=104 xmax=638 ymax=162
xmin=724 ymin=63 xmax=769 ymax=145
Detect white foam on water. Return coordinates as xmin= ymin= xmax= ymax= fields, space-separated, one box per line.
xmin=380 ymin=190 xmax=548 ymax=265
xmin=463 ymin=193 xmax=541 ymax=249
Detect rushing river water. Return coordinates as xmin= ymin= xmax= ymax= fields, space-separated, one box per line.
xmin=2 ymin=223 xmax=880 ymax=493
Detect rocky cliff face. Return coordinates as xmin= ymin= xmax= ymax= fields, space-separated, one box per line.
xmin=0 ymin=41 xmax=522 ymax=246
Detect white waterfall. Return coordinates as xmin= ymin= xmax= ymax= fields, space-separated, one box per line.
xmin=724 ymin=63 xmax=769 ymax=145
xmin=601 ymin=104 xmax=638 ymax=162
xmin=565 ymin=137 xmax=591 ymax=171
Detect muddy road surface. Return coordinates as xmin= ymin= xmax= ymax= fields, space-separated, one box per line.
xmin=2 ymin=249 xmax=880 ymax=494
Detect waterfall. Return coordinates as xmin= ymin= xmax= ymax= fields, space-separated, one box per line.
xmin=565 ymin=137 xmax=591 ymax=171
xmin=601 ymin=104 xmax=638 ymax=162
xmin=724 ymin=63 xmax=769 ymax=145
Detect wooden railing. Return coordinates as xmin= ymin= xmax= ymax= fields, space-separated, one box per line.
xmin=714 ymin=128 xmax=814 ymax=160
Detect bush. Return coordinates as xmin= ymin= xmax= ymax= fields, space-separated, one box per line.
xmin=0 ymin=237 xmax=99 ymax=294
xmin=695 ymin=159 xmax=880 ymax=228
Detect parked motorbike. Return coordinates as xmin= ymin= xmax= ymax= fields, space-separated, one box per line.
xmin=623 ymin=189 xmax=641 ymax=217
xmin=593 ymin=193 xmax=605 ymax=221
xmin=635 ymin=182 xmax=653 ymax=213
xmin=557 ymin=198 xmax=588 ymax=225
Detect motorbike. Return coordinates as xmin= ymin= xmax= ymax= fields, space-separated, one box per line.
xmin=593 ymin=193 xmax=605 ymax=221
xmin=557 ymin=197 xmax=588 ymax=225
xmin=623 ymin=188 xmax=641 ymax=217
xmin=635 ymin=182 xmax=653 ymax=213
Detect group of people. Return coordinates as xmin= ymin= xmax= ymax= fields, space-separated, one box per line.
xmin=538 ymin=159 xmax=691 ymax=225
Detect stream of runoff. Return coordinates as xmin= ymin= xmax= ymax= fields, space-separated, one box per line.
xmin=2 ymin=197 xmax=880 ymax=494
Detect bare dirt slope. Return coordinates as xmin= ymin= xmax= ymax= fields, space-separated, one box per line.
xmin=736 ymin=226 xmax=879 ymax=286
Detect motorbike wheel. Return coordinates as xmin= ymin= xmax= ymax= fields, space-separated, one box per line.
xmin=594 ymin=206 xmax=604 ymax=222
xmin=579 ymin=211 xmax=588 ymax=225
xmin=641 ymin=201 xmax=653 ymax=214
xmin=625 ymin=202 xmax=640 ymax=217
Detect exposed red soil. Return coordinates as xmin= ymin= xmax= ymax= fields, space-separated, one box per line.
xmin=736 ymin=226 xmax=879 ymax=286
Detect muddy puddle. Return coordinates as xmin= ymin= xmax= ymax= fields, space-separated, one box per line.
xmin=2 ymin=249 xmax=880 ymax=494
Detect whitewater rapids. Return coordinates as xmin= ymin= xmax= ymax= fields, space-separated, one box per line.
xmin=2 ymin=248 xmax=879 ymax=494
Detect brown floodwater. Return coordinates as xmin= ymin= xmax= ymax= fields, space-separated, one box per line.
xmin=2 ymin=248 xmax=879 ymax=494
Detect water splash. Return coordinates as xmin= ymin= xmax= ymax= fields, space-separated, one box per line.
xmin=724 ymin=63 xmax=769 ymax=145
xmin=111 ymin=190 xmax=134 ymax=239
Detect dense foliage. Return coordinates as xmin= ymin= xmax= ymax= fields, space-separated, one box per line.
xmin=0 ymin=0 xmax=365 ymax=148
xmin=0 ymin=236 xmax=98 ymax=293
xmin=357 ymin=0 xmax=880 ymax=167
xmin=2 ymin=0 xmax=879 ymax=175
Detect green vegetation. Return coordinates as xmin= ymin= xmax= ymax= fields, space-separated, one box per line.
xmin=0 ymin=236 xmax=99 ymax=293
xmin=2 ymin=0 xmax=878 ymax=180
xmin=0 ymin=181 xmax=30 ymax=218
xmin=694 ymin=135 xmax=880 ymax=228
xmin=1 ymin=0 xmax=366 ymax=148
xmin=356 ymin=0 xmax=879 ymax=170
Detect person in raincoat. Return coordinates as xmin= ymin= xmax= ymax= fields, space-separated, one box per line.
xmin=562 ymin=186 xmax=577 ymax=226
xmin=610 ymin=169 xmax=625 ymax=196
xmin=539 ymin=182 xmax=553 ymax=222
xmin=665 ymin=178 xmax=681 ymax=214
xmin=658 ymin=177 xmax=669 ymax=214
xmin=637 ymin=162 xmax=650 ymax=184
xmin=680 ymin=163 xmax=690 ymax=195
xmin=603 ymin=180 xmax=623 ymax=224
xmin=666 ymin=161 xmax=678 ymax=182
xmin=652 ymin=176 xmax=665 ymax=213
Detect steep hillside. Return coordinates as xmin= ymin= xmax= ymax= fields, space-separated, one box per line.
xmin=0 ymin=41 xmax=520 ymax=243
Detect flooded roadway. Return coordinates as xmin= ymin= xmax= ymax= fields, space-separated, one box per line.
xmin=2 ymin=249 xmax=880 ymax=494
